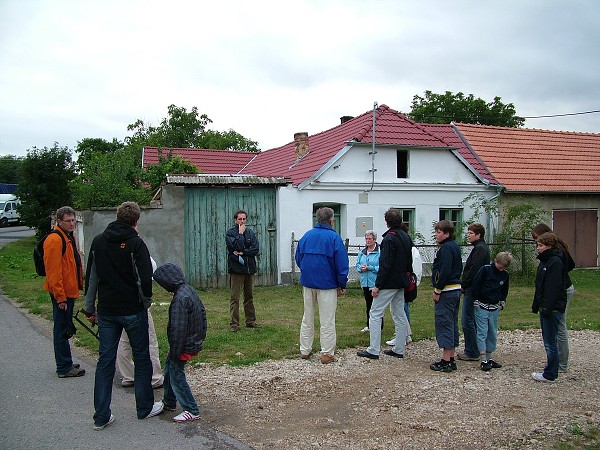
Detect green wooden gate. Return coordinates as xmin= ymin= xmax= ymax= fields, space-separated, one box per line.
xmin=184 ymin=186 xmax=278 ymax=288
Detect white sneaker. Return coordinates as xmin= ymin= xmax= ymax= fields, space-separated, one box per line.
xmin=406 ymin=335 xmax=413 ymax=344
xmin=532 ymin=372 xmax=555 ymax=383
xmin=173 ymin=410 xmax=201 ymax=423
xmin=94 ymin=414 xmax=114 ymax=430
xmin=360 ymin=327 xmax=369 ymax=333
xmin=386 ymin=338 xmax=396 ymax=346
xmin=145 ymin=401 xmax=165 ymax=418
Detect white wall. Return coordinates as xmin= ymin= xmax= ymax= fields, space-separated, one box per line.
xmin=275 ymin=144 xmax=496 ymax=282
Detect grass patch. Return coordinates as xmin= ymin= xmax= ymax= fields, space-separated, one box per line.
xmin=1 ymin=237 xmax=599 ymax=366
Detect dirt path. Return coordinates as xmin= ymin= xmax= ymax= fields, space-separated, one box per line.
xmin=189 ymin=329 xmax=600 ymax=449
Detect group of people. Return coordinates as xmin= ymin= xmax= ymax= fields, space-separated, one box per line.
xmin=43 ymin=203 xmax=575 ymax=430
xmin=43 ymin=202 xmax=206 ymax=430
xmin=294 ymin=207 xmax=575 ymax=383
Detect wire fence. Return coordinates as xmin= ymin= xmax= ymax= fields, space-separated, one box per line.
xmin=290 ymin=236 xmax=537 ymax=285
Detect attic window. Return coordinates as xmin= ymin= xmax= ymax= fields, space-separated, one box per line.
xmin=397 ymin=150 xmax=408 ymax=178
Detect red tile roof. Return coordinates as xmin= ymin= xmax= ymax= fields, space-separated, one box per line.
xmin=142 ymin=147 xmax=256 ymax=174
xmin=239 ymin=104 xmax=450 ymax=185
xmin=420 ymin=123 xmax=500 ymax=186
xmin=453 ymin=124 xmax=600 ymax=192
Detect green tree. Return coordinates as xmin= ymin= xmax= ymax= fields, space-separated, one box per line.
xmin=17 ymin=144 xmax=76 ymax=234
xmin=407 ymin=90 xmax=525 ymax=127
xmin=75 ymin=137 xmax=123 ymax=169
xmin=198 ymin=129 xmax=259 ymax=152
xmin=142 ymin=151 xmax=199 ymax=193
xmin=71 ymin=147 xmax=148 ymax=209
xmin=0 ymin=155 xmax=23 ymax=184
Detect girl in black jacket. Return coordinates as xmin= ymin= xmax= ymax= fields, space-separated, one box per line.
xmin=531 ymin=232 xmax=567 ymax=383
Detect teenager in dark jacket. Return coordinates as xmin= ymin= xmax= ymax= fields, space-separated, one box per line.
xmin=532 ymin=223 xmax=575 ymax=373
xmin=531 ymin=232 xmax=567 ymax=383
xmin=459 ymin=223 xmax=490 ymax=361
xmin=430 ymin=220 xmax=463 ymax=372
xmin=471 ymin=252 xmax=512 ymax=371
xmin=154 ymin=262 xmax=207 ymax=422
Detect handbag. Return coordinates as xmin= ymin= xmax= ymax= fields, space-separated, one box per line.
xmin=398 ymin=232 xmax=418 ymax=303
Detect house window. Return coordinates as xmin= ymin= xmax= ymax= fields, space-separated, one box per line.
xmin=439 ymin=208 xmax=464 ymax=231
xmin=393 ymin=208 xmax=415 ymax=232
xmin=313 ymin=203 xmax=341 ymax=235
xmin=397 ymin=150 xmax=408 ymax=178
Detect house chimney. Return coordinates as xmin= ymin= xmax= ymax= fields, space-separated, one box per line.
xmin=340 ymin=115 xmax=354 ymax=124
xmin=294 ymin=132 xmax=309 ymax=159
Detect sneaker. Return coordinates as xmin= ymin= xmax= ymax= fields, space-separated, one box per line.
xmin=357 ymin=350 xmax=379 ymax=360
xmin=481 ymin=361 xmax=493 ymax=371
xmin=144 ymin=401 xmax=165 ymax=418
xmin=94 ymin=414 xmax=115 ymax=430
xmin=300 ymin=352 xmax=311 ymax=360
xmin=449 ymin=359 xmax=458 ymax=371
xmin=246 ymin=323 xmax=261 ymax=328
xmin=230 ymin=325 xmax=240 ymax=333
xmin=360 ymin=326 xmax=369 ymax=333
xmin=320 ymin=354 xmax=335 ymax=364
xmin=163 ymin=403 xmax=177 ymax=412
xmin=121 ymin=380 xmax=134 ymax=387
xmin=488 ymin=359 xmax=502 ymax=369
xmin=173 ymin=411 xmax=201 ymax=423
xmin=532 ymin=372 xmax=555 ymax=383
xmin=58 ymin=367 xmax=86 ymax=378
xmin=457 ymin=353 xmax=480 ymax=361
xmin=430 ymin=360 xmax=453 ymax=373
xmin=386 ymin=338 xmax=396 ymax=346
xmin=383 ymin=349 xmax=404 ymax=358
xmin=406 ymin=335 xmax=413 ymax=344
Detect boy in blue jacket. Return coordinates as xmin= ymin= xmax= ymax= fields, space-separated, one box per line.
xmin=471 ymin=252 xmax=512 ymax=371
xmin=153 ymin=262 xmax=207 ymax=422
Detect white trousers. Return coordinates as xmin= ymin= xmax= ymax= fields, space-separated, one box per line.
xmin=367 ymin=289 xmax=408 ymax=356
xmin=299 ymin=287 xmax=338 ymax=356
xmin=117 ymin=309 xmax=164 ymax=387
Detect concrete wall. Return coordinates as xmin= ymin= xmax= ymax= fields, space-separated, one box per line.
xmin=80 ymin=185 xmax=185 ymax=271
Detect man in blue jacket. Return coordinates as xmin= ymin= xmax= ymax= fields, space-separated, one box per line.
xmin=295 ymin=207 xmax=348 ymax=364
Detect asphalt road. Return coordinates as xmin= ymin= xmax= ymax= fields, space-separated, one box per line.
xmin=0 ymin=226 xmax=251 ymax=450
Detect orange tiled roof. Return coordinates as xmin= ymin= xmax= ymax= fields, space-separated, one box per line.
xmin=453 ymin=123 xmax=600 ymax=192
xmin=240 ymin=104 xmax=450 ymax=185
xmin=142 ymin=147 xmax=256 ymax=174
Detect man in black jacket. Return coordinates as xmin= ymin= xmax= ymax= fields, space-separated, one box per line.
xmin=84 ymin=202 xmax=163 ymax=430
xmin=458 ymin=223 xmax=490 ymax=361
xmin=226 ymin=209 xmax=260 ymax=332
xmin=357 ymin=209 xmax=413 ymax=360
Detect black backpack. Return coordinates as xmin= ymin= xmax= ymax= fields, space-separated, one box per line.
xmin=33 ymin=230 xmax=66 ymax=276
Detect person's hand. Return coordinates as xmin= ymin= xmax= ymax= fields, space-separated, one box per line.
xmin=432 ymin=292 xmax=441 ymax=302
xmin=239 ymin=223 xmax=246 ymax=234
xmin=57 ymin=302 xmax=67 ymax=311
xmin=338 ymin=288 xmax=346 ymax=296
xmin=82 ymin=309 xmax=97 ymax=325
xmin=360 ymin=264 xmax=368 ymax=272
xmin=372 ymin=287 xmax=379 ymax=298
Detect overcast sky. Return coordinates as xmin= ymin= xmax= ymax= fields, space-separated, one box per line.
xmin=1 ymin=0 xmax=599 ymax=158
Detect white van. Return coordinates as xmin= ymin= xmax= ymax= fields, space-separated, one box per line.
xmin=0 ymin=194 xmax=21 ymax=227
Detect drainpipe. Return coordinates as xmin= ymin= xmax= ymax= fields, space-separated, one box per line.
xmin=369 ymin=102 xmax=378 ymax=191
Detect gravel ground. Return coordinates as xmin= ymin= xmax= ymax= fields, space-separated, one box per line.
xmin=188 ymin=329 xmax=600 ymax=449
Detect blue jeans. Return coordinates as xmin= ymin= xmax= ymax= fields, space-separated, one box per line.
xmin=404 ymin=301 xmax=411 ymax=324
xmin=558 ymin=285 xmax=575 ymax=371
xmin=461 ymin=289 xmax=479 ymax=358
xmin=540 ymin=310 xmax=563 ymax=381
xmin=94 ymin=311 xmax=154 ymax=426
xmin=434 ymin=290 xmax=460 ymax=350
xmin=163 ymin=357 xmax=200 ymax=415
xmin=51 ymin=295 xmax=76 ymax=374
xmin=474 ymin=306 xmax=499 ymax=355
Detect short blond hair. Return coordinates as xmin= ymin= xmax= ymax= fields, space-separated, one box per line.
xmin=495 ymin=251 xmax=513 ymax=268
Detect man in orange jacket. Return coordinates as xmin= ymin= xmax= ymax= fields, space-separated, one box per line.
xmin=43 ymin=206 xmax=85 ymax=378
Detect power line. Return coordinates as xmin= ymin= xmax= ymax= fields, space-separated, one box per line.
xmin=524 ymin=109 xmax=600 ymax=119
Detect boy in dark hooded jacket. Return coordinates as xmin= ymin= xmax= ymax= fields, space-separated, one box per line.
xmin=153 ymin=262 xmax=207 ymax=422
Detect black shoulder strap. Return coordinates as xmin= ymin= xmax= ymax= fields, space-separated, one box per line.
xmin=48 ymin=230 xmax=67 ymax=255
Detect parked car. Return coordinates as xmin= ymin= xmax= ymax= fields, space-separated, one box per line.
xmin=0 ymin=194 xmax=22 ymax=227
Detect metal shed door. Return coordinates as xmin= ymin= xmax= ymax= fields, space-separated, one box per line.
xmin=184 ymin=186 xmax=278 ymax=288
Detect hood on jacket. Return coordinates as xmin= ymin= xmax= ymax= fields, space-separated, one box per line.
xmin=153 ymin=262 xmax=185 ymax=293
xmin=102 ymin=220 xmax=138 ymax=243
